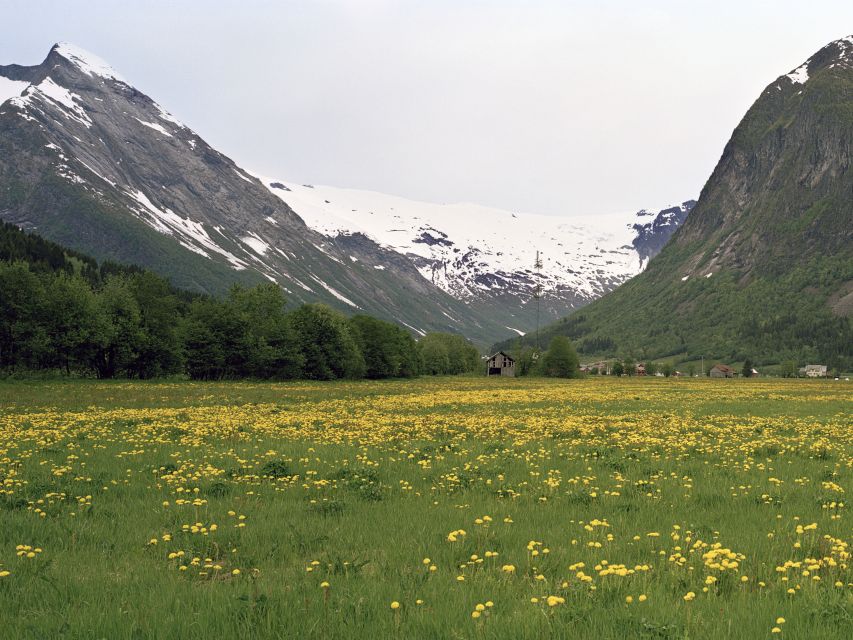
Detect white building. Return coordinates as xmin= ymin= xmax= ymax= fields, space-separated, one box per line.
xmin=804 ymin=364 xmax=828 ymax=378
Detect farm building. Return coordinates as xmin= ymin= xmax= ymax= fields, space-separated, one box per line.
xmin=486 ymin=351 xmax=516 ymax=377
xmin=803 ymin=364 xmax=828 ymax=377
xmin=580 ymin=361 xmax=610 ymax=374
xmin=710 ymin=364 xmax=735 ymax=378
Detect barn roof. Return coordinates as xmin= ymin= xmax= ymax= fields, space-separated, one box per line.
xmin=487 ymin=351 xmax=515 ymax=362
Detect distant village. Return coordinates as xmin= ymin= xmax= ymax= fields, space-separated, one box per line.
xmin=575 ymin=362 xmax=834 ymax=378
xmin=485 ymin=351 xmax=837 ymax=379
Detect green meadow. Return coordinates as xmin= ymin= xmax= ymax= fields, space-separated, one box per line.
xmin=0 ymin=377 xmax=850 ymax=639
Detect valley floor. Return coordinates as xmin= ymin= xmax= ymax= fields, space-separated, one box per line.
xmin=0 ymin=377 xmax=851 ymax=639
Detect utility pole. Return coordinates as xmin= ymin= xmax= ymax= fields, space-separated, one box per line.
xmin=534 ymin=250 xmax=543 ymax=351
xmin=701 ymin=355 xmax=704 ymax=378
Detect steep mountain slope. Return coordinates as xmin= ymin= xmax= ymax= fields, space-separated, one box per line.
xmin=0 ymin=43 xmax=522 ymax=343
xmin=255 ymin=176 xmax=694 ymax=331
xmin=0 ymin=43 xmax=690 ymax=344
xmin=499 ymin=35 xmax=853 ymax=367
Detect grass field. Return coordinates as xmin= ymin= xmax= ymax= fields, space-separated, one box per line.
xmin=0 ymin=377 xmax=851 ymax=639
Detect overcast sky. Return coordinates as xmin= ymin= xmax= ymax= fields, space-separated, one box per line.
xmin=3 ymin=0 xmax=853 ymax=215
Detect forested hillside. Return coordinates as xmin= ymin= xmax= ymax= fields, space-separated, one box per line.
xmin=496 ymin=36 xmax=853 ymax=371
xmin=0 ymin=223 xmax=480 ymax=379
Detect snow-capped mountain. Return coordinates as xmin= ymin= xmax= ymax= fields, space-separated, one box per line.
xmin=256 ymin=178 xmax=694 ymax=327
xmin=0 ymin=43 xmax=691 ymax=344
xmin=0 ymin=43 xmax=508 ymax=340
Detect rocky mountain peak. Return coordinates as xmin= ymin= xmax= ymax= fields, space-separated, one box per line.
xmin=0 ymin=43 xmax=112 ymax=87
xmin=51 ymin=42 xmax=127 ymax=83
xmin=817 ymin=34 xmax=853 ymax=67
xmin=782 ymin=34 xmax=853 ymax=86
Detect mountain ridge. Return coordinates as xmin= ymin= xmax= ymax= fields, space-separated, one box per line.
xmin=253 ymin=175 xmax=695 ymax=329
xmin=1 ymin=42 xmax=689 ymax=344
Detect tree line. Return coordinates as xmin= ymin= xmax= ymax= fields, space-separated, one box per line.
xmin=507 ymin=336 xmax=582 ymax=378
xmin=0 ymin=258 xmax=482 ymax=380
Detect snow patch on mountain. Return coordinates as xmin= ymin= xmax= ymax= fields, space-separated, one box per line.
xmin=78 ymin=159 xmax=117 ymax=187
xmin=30 ymin=77 xmax=93 ymax=128
xmin=134 ymin=118 xmax=173 ymax=137
xmin=787 ymin=62 xmax=809 ymax=85
xmin=241 ymin=233 xmax=270 ymax=255
xmin=832 ymin=35 xmax=853 ymax=62
xmin=309 ymin=275 xmax=360 ymax=309
xmin=54 ymin=42 xmax=127 ymax=83
xmin=400 ymin=320 xmax=426 ymax=337
xmin=0 ymin=76 xmax=29 ymax=106
xmin=126 ymin=188 xmax=248 ymax=269
xmin=233 ymin=168 xmax=256 ymax=184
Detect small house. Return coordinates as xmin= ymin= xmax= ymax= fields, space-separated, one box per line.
xmin=486 ymin=351 xmax=515 ymax=377
xmin=709 ymin=364 xmax=735 ymax=378
xmin=804 ymin=364 xmax=827 ymax=378
xmin=636 ymin=363 xmax=647 ymax=376
xmin=580 ymin=361 xmax=610 ymax=375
